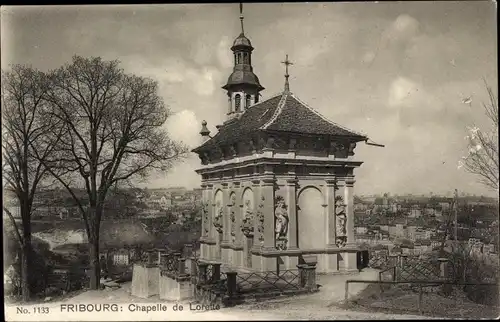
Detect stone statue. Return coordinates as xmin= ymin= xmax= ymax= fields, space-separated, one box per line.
xmin=241 ymin=199 xmax=254 ymax=237
xmin=213 ymin=200 xmax=224 ymax=234
xmin=256 ymin=196 xmax=265 ymax=243
xmin=229 ymin=195 xmax=237 ymax=242
xmin=335 ymin=196 xmax=347 ymax=247
xmin=201 ymin=202 xmax=209 ymax=235
xmin=274 ymin=196 xmax=289 ymax=240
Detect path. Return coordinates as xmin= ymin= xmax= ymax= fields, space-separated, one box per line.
xmin=5 ymin=269 xmax=434 ymax=321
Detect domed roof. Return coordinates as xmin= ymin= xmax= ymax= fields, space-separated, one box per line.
xmin=231 ymin=33 xmax=253 ymax=50
xmin=222 ymin=70 xmax=264 ymax=90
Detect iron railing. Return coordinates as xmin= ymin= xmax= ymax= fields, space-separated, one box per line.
xmin=235 ymin=269 xmax=301 ymax=294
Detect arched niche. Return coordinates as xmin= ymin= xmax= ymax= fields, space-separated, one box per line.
xmin=241 ymin=187 xmax=254 ymax=210
xmin=297 ymin=186 xmax=325 ymax=250
xmin=229 ymin=191 xmax=237 ymax=242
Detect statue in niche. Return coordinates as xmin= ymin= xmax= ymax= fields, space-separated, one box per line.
xmin=256 ymin=196 xmax=265 ymax=243
xmin=241 ymin=199 xmax=254 ymax=237
xmin=335 ymin=196 xmax=347 ymax=248
xmin=229 ymin=195 xmax=236 ymax=242
xmin=201 ymin=201 xmax=209 ymax=235
xmin=274 ymin=195 xmax=289 ymax=240
xmin=213 ymin=200 xmax=224 ymax=234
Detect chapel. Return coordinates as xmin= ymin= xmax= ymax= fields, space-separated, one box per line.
xmin=191 ymin=5 xmax=371 ymax=273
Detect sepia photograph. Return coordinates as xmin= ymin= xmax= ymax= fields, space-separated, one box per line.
xmin=2 ymin=2 xmax=498 ymax=320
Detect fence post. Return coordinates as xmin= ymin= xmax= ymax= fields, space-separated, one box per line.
xmin=178 ymin=258 xmax=187 ymax=277
xmin=212 ymin=263 xmax=221 ymax=283
xmin=297 ymin=264 xmax=307 ymax=288
xmin=418 ymin=285 xmax=423 ymax=315
xmin=147 ymin=251 xmax=154 ymax=266
xmin=190 ymin=257 xmax=198 ymax=283
xmin=226 ymin=271 xmax=237 ymax=300
xmin=344 ymin=281 xmax=349 ymax=306
xmin=198 ymin=263 xmax=208 ymax=284
xmin=438 ymin=257 xmax=449 ymax=280
xmin=184 ymin=244 xmax=193 ymax=258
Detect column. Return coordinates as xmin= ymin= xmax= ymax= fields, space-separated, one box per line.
xmin=251 ymin=180 xmax=261 ymax=250
xmin=221 ymin=182 xmax=230 ymax=264
xmin=286 ymin=178 xmax=298 ymax=250
xmin=221 ymin=182 xmax=230 ymax=243
xmin=200 ymin=184 xmax=208 ymax=239
xmin=232 ymin=182 xmax=243 ymax=268
xmin=344 ymin=177 xmax=356 ymax=246
xmin=344 ymin=176 xmax=357 ymax=271
xmin=325 ymin=178 xmax=339 ymax=272
xmin=261 ymin=177 xmax=276 ymax=251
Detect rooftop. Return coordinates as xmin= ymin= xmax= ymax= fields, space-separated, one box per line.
xmin=193 ymin=91 xmax=367 ymax=153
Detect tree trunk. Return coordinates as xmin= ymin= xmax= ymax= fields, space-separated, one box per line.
xmin=21 ymin=243 xmax=31 ymax=302
xmin=88 ymin=236 xmax=101 ymax=290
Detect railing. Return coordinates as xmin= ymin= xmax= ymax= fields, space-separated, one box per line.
xmin=235 ymin=270 xmax=302 ymax=294
xmin=344 ymin=279 xmax=498 ymax=318
xmin=190 ymin=259 xmax=318 ymax=306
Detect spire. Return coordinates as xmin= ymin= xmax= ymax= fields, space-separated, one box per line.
xmin=281 ymin=54 xmax=293 ymax=92
xmin=239 ymin=2 xmax=245 ymax=34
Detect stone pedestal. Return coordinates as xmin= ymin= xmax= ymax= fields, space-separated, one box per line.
xmin=131 ymin=264 xmax=159 ymax=298
xmin=159 ymin=274 xmax=193 ymax=301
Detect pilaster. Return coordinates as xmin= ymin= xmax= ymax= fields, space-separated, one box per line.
xmin=251 ymin=179 xmax=261 ymax=252
xmin=325 ymin=178 xmax=337 ymax=247
xmin=232 ymin=181 xmax=243 ymax=248
xmin=261 ymin=176 xmax=276 ymax=251
xmin=286 ymin=178 xmax=298 ymax=250
xmin=344 ymin=177 xmax=355 ymax=247
xmin=221 ymin=182 xmax=230 ymax=244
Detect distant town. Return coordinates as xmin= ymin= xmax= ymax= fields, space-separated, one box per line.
xmin=353 ymin=192 xmax=498 ymax=266
xmin=4 ymin=188 xmax=497 ymax=265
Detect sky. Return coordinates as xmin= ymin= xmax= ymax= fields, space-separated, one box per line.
xmin=1 ymin=2 xmax=498 ymax=197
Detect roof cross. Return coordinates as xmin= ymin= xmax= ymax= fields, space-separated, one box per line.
xmin=281 ymin=54 xmax=293 ymax=92
xmin=239 ymin=3 xmax=245 ymax=34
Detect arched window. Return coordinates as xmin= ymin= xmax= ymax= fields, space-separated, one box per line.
xmin=237 ymin=53 xmax=242 ymax=64
xmin=243 ymin=52 xmax=249 ymax=64
xmin=235 ymin=94 xmax=241 ymax=112
xmin=245 ymin=94 xmax=251 ymax=108
xmin=255 ymin=95 xmax=259 ymax=104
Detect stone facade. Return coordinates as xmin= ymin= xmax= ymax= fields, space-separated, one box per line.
xmin=196 ymin=142 xmax=362 ymax=273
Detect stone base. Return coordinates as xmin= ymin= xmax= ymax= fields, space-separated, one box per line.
xmin=131 ymin=264 xmax=159 ymax=298
xmin=159 ymin=274 xmax=193 ymax=301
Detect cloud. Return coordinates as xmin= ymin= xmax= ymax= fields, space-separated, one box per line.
xmin=388 ymin=77 xmax=421 ymax=108
xmin=385 ymin=14 xmax=420 ymax=42
xmin=165 ymin=109 xmax=202 ymax=149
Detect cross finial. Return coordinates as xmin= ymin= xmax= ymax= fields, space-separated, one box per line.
xmin=281 ymin=54 xmax=293 ymax=92
xmin=239 ymin=3 xmax=245 ymax=34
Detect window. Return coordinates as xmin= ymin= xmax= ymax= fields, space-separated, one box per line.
xmin=255 ymin=95 xmax=259 ymax=104
xmin=235 ymin=94 xmax=241 ymax=112
xmin=243 ymin=52 xmax=249 ymax=64
xmin=245 ymin=94 xmax=251 ymax=108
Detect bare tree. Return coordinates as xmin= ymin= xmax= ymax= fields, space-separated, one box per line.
xmin=1 ymin=65 xmax=63 ymax=300
xmin=43 ymin=56 xmax=188 ymax=289
xmin=460 ymin=81 xmax=499 ymax=191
